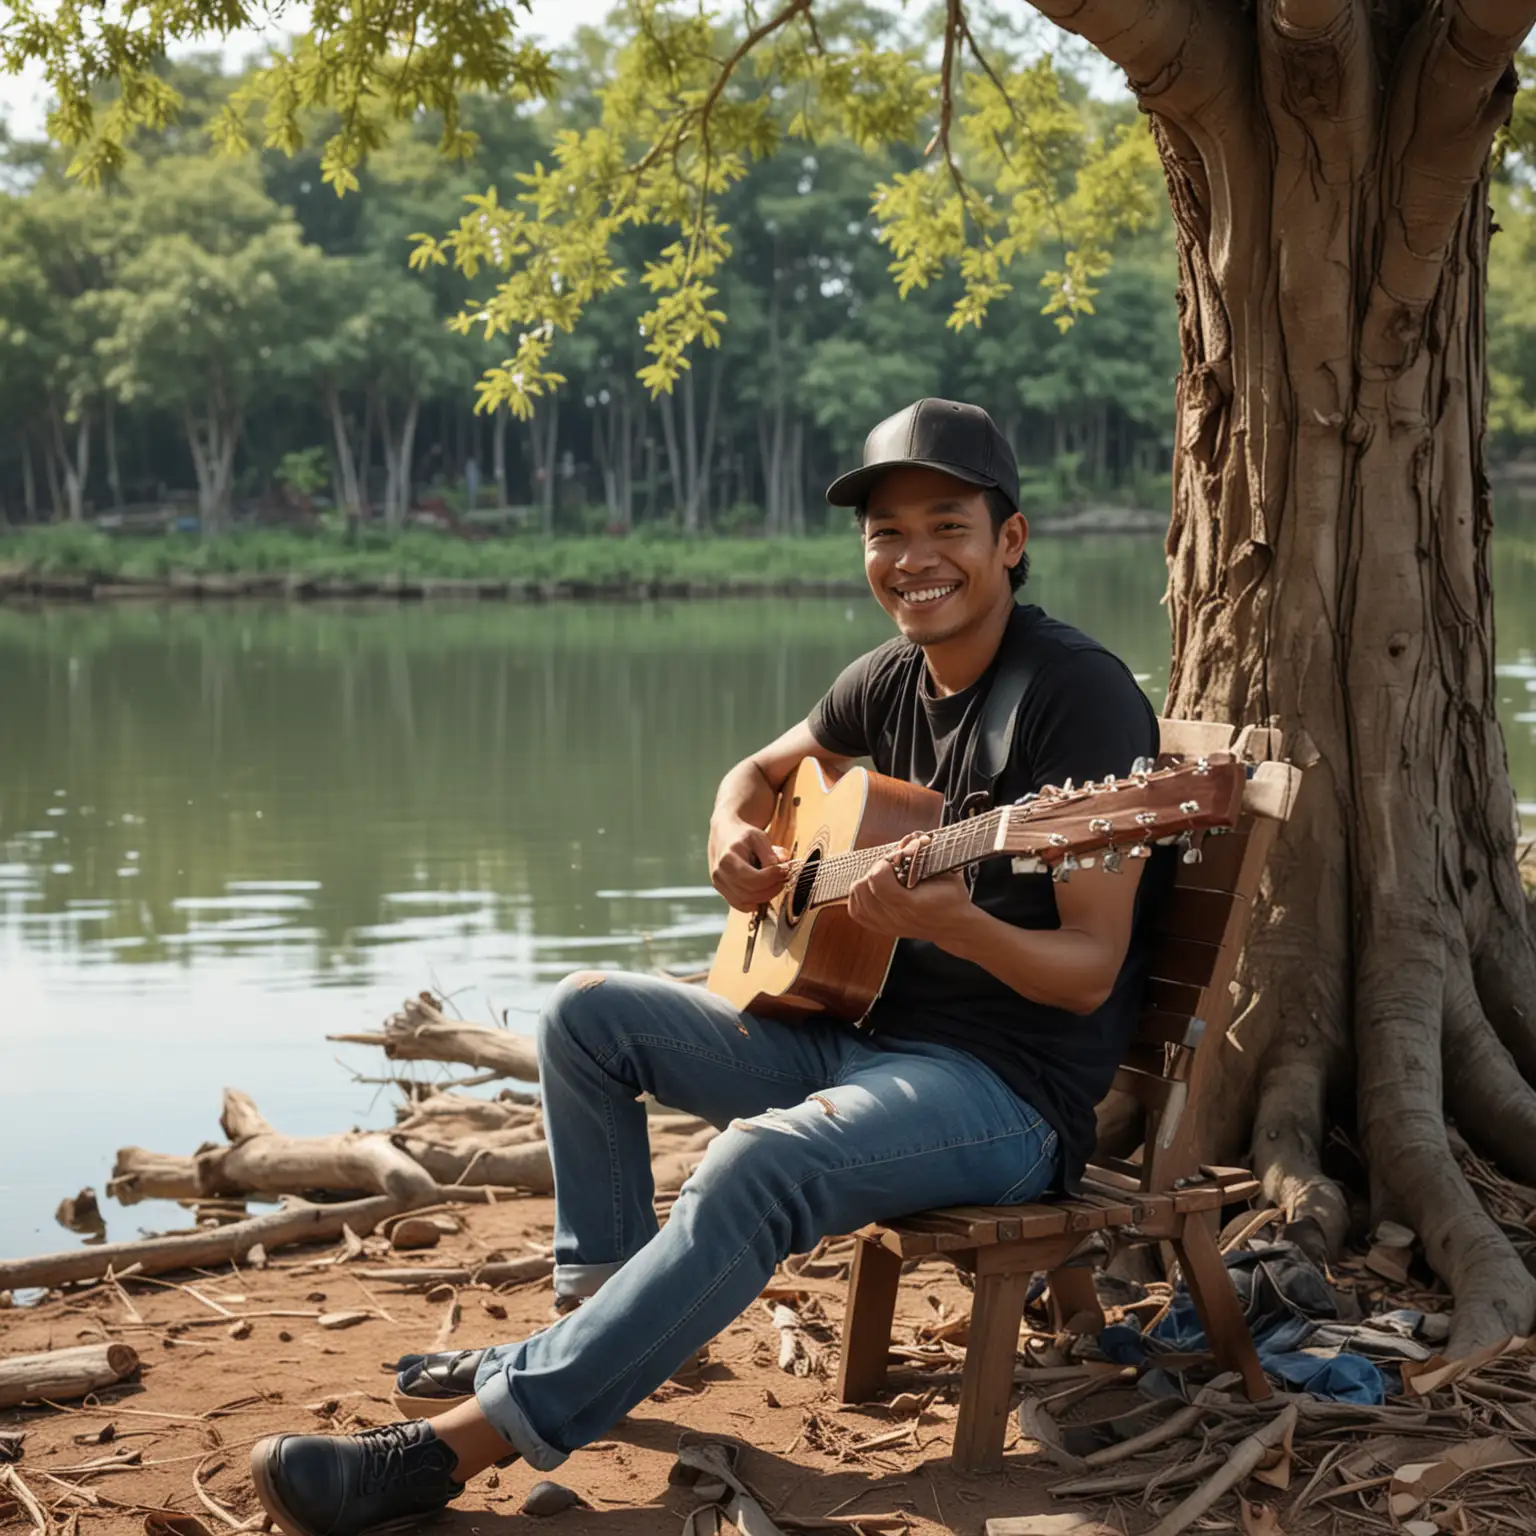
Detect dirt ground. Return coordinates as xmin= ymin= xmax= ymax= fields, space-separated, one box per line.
xmin=0 ymin=1196 xmax=1080 ymax=1536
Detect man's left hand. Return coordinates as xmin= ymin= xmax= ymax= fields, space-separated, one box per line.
xmin=846 ymin=833 xmax=976 ymax=944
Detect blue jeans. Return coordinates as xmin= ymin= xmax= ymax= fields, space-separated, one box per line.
xmin=473 ymin=971 xmax=1059 ymax=1469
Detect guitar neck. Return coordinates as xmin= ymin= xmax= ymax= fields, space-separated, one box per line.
xmin=802 ymin=807 xmax=1009 ymax=907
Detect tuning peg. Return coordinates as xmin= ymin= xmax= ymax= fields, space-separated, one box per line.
xmin=1177 ymin=830 xmax=1203 ymax=864
xmin=1052 ymin=853 xmax=1079 ymax=884
xmin=1128 ymin=841 xmax=1152 ymax=860
xmin=1131 ymin=755 xmax=1154 ymax=775
xmin=1103 ymin=847 xmax=1123 ymax=874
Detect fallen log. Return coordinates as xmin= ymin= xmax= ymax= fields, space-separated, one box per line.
xmin=112 ymin=1090 xmax=474 ymax=1206
xmin=0 ymin=1344 xmax=140 ymax=1408
xmin=329 ymin=993 xmax=539 ymax=1081
xmin=393 ymin=1093 xmax=542 ymax=1140
xmin=394 ymin=1136 xmax=554 ymax=1196
xmin=0 ymin=1194 xmax=406 ymax=1292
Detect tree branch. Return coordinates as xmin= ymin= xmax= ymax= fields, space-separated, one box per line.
xmin=1025 ymin=0 xmax=1233 ymax=120
xmin=1363 ymin=1 xmax=1529 ymax=374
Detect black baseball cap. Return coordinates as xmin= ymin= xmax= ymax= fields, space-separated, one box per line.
xmin=825 ymin=398 xmax=1021 ymax=513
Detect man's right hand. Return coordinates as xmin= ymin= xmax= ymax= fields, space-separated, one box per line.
xmin=709 ymin=817 xmax=789 ymax=912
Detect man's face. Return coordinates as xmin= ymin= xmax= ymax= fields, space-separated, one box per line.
xmin=861 ymin=467 xmax=1027 ymax=646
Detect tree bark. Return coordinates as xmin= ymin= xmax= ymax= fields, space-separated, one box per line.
xmin=1074 ymin=0 xmax=1536 ymax=1351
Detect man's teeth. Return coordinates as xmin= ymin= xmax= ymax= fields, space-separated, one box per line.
xmin=900 ymin=584 xmax=958 ymax=605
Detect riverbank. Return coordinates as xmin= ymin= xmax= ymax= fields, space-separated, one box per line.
xmin=0 ymin=516 xmax=1165 ymax=603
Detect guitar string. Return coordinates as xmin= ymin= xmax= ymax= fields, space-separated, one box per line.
xmin=773 ymin=769 xmax=1190 ymax=911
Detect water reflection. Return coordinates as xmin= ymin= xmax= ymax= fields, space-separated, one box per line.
xmin=3 ymin=522 xmax=1536 ymax=1255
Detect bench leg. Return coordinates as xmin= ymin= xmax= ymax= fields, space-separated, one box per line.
xmin=953 ymin=1263 xmax=1030 ymax=1473
xmin=1047 ymin=1265 xmax=1105 ymax=1335
xmin=1170 ymin=1214 xmax=1271 ymax=1402
xmin=836 ymin=1236 xmax=902 ymax=1404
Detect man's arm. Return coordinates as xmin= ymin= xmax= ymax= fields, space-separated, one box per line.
xmin=709 ymin=721 xmax=855 ymax=912
xmin=846 ymin=839 xmax=1145 ymax=1016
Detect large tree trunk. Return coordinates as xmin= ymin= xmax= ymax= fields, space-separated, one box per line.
xmin=1083 ymin=0 xmax=1536 ymax=1352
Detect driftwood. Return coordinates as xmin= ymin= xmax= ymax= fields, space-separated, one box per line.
xmin=0 ymin=1193 xmax=407 ymax=1291
xmin=109 ymin=1088 xmax=552 ymax=1206
xmin=0 ymin=1344 xmax=140 ymax=1409
xmin=329 ymin=993 xmax=539 ymax=1081
xmin=394 ymin=1135 xmax=554 ymax=1195
xmin=357 ymin=1255 xmax=555 ymax=1287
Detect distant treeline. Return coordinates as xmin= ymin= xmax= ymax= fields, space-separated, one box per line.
xmin=11 ymin=27 xmax=1536 ymax=538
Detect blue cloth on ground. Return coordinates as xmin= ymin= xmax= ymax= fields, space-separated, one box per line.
xmin=1102 ymin=1242 xmax=1389 ymax=1405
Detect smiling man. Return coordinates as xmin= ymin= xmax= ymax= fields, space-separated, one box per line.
xmin=247 ymin=398 xmax=1162 ymax=1536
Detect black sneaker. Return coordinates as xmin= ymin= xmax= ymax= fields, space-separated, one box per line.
xmin=390 ymin=1349 xmax=485 ymax=1418
xmin=249 ymin=1419 xmax=464 ymax=1536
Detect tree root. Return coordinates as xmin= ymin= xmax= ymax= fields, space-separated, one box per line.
xmin=1357 ymin=945 xmax=1536 ymax=1355
xmin=1250 ymin=1023 xmax=1351 ymax=1256
xmin=1471 ymin=920 xmax=1536 ymax=1081
xmin=1442 ymin=966 xmax=1536 ymax=1186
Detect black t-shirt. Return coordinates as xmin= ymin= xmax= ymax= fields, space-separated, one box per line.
xmin=806 ymin=602 xmax=1162 ymax=1187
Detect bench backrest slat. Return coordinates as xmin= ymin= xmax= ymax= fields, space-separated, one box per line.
xmin=1090 ymin=718 xmax=1296 ymax=1194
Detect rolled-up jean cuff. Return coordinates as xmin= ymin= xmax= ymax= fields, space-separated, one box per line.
xmin=472 ymin=1355 xmax=567 ymax=1473
xmin=553 ymin=1259 xmax=625 ymax=1303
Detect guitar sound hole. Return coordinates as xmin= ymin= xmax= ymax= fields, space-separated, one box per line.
xmin=785 ymin=847 xmax=821 ymax=926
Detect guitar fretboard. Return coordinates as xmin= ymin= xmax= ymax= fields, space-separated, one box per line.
xmin=788 ymin=803 xmax=1013 ymax=910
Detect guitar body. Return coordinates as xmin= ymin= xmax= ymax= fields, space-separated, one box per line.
xmin=707 ymin=757 xmax=945 ymax=1023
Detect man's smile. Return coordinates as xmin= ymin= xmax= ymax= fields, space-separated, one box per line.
xmin=893 ymin=581 xmax=961 ymax=608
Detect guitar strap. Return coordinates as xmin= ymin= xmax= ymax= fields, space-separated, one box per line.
xmin=967 ymin=603 xmax=1048 ymax=810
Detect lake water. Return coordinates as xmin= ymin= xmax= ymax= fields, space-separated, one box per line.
xmin=5 ymin=528 xmax=1536 ymax=1260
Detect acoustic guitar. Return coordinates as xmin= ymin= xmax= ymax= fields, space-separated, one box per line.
xmin=706 ymin=753 xmax=1245 ymax=1022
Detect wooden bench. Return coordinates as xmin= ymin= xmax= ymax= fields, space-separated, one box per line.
xmin=834 ymin=719 xmax=1302 ymax=1472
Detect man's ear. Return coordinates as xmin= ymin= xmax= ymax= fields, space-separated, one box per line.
xmin=1002 ymin=511 xmax=1029 ymax=570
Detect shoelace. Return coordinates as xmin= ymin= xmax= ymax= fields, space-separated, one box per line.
xmin=357 ymin=1423 xmax=450 ymax=1497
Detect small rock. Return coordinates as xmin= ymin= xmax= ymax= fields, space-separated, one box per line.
xmin=481 ymin=1299 xmax=508 ymax=1321
xmin=425 ymin=1283 xmax=455 ymax=1305
xmin=246 ymin=1243 xmax=268 ymax=1270
xmin=72 ymin=1425 xmax=114 ymax=1447
xmin=277 ymin=1330 xmax=293 ymax=1343
xmin=485 ymin=1471 xmax=500 ymax=1491
xmin=227 ymin=1319 xmax=252 ymax=1340
xmin=0 ymin=1291 xmax=12 ymax=1309
xmin=388 ymin=1218 xmax=442 ymax=1252
xmin=762 ymin=1388 xmax=780 ymax=1408
xmin=305 ymin=1291 xmax=328 ymax=1303
xmin=317 ymin=1310 xmax=373 ymax=1331
xmin=522 ymin=1480 xmax=584 ymax=1516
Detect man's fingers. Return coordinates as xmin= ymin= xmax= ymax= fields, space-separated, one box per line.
xmin=740 ymin=827 xmax=782 ymax=869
